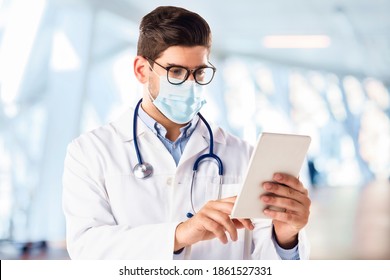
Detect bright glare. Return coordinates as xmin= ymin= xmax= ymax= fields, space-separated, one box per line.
xmin=364 ymin=78 xmax=390 ymax=110
xmin=344 ymin=76 xmax=366 ymax=115
xmin=50 ymin=31 xmax=80 ymax=71
xmin=262 ymin=35 xmax=331 ymax=49
xmin=0 ymin=0 xmax=46 ymax=104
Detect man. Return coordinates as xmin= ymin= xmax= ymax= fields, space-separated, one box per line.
xmin=62 ymin=6 xmax=311 ymax=260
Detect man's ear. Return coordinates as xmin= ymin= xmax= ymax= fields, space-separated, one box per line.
xmin=134 ymin=56 xmax=149 ymax=84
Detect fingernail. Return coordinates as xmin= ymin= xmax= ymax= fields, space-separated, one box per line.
xmin=262 ymin=196 xmax=270 ymax=202
xmin=274 ymin=173 xmax=283 ymax=180
xmin=263 ymin=183 xmax=272 ymax=190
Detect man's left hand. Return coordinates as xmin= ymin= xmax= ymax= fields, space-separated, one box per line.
xmin=261 ymin=173 xmax=311 ymax=249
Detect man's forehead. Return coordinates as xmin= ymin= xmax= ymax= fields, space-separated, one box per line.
xmin=158 ymin=46 xmax=210 ymax=67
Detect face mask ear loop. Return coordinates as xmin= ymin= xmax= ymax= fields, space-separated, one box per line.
xmin=147 ymin=60 xmax=160 ymax=77
xmin=147 ymin=86 xmax=156 ymax=103
xmin=146 ymin=60 xmax=160 ymax=103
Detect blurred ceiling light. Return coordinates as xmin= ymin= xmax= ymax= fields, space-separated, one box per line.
xmin=262 ymin=35 xmax=331 ymax=49
xmin=50 ymin=31 xmax=80 ymax=71
xmin=0 ymin=0 xmax=45 ymax=105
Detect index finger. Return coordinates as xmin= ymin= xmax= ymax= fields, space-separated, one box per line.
xmin=272 ymin=173 xmax=307 ymax=194
xmin=219 ymin=196 xmax=237 ymax=203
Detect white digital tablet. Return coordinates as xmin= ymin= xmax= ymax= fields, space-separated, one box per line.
xmin=231 ymin=132 xmax=311 ymax=219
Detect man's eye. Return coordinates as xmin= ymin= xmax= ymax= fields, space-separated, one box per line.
xmin=170 ymin=67 xmax=186 ymax=77
xmin=196 ymin=69 xmax=206 ymax=76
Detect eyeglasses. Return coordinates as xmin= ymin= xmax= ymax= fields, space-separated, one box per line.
xmin=145 ymin=57 xmax=216 ymax=85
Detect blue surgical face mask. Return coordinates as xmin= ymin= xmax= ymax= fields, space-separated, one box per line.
xmin=148 ymin=76 xmax=207 ymax=124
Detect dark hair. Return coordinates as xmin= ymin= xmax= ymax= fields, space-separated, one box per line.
xmin=137 ymin=6 xmax=212 ymax=60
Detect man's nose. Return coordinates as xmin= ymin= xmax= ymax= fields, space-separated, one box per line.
xmin=187 ymin=70 xmax=196 ymax=81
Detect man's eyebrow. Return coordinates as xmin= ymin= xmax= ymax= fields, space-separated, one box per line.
xmin=166 ymin=62 xmax=208 ymax=68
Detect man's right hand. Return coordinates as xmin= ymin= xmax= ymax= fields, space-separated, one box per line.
xmin=174 ymin=196 xmax=254 ymax=251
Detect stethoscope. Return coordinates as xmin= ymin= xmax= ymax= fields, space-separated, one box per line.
xmin=132 ymin=99 xmax=224 ymax=218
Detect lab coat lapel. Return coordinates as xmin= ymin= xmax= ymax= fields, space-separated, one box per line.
xmin=133 ymin=118 xmax=177 ymax=169
xmin=178 ymin=119 xmax=227 ymax=168
xmin=179 ymin=122 xmax=209 ymax=167
xmin=142 ymin=129 xmax=175 ymax=161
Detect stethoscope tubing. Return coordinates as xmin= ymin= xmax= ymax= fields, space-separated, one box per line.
xmin=132 ymin=98 xmax=224 ymax=217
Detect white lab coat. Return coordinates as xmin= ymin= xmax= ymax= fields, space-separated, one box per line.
xmin=62 ymin=107 xmax=310 ymax=260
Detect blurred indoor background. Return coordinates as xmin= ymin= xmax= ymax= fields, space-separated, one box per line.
xmin=0 ymin=0 xmax=389 ymax=260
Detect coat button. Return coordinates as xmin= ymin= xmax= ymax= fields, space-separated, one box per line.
xmin=166 ymin=177 xmax=173 ymax=186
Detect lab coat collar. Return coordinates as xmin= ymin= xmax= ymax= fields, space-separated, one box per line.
xmin=110 ymin=108 xmax=147 ymax=142
xmin=111 ymin=107 xmax=226 ymax=145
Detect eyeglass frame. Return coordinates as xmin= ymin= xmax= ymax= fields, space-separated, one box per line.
xmin=144 ymin=56 xmax=217 ymax=85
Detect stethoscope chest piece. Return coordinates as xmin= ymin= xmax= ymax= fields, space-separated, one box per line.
xmin=133 ymin=162 xmax=153 ymax=179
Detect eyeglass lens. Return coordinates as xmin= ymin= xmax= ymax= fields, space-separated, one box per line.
xmin=167 ymin=66 xmax=215 ymax=85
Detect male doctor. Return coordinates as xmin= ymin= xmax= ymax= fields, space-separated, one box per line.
xmin=62 ymin=6 xmax=311 ymax=260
